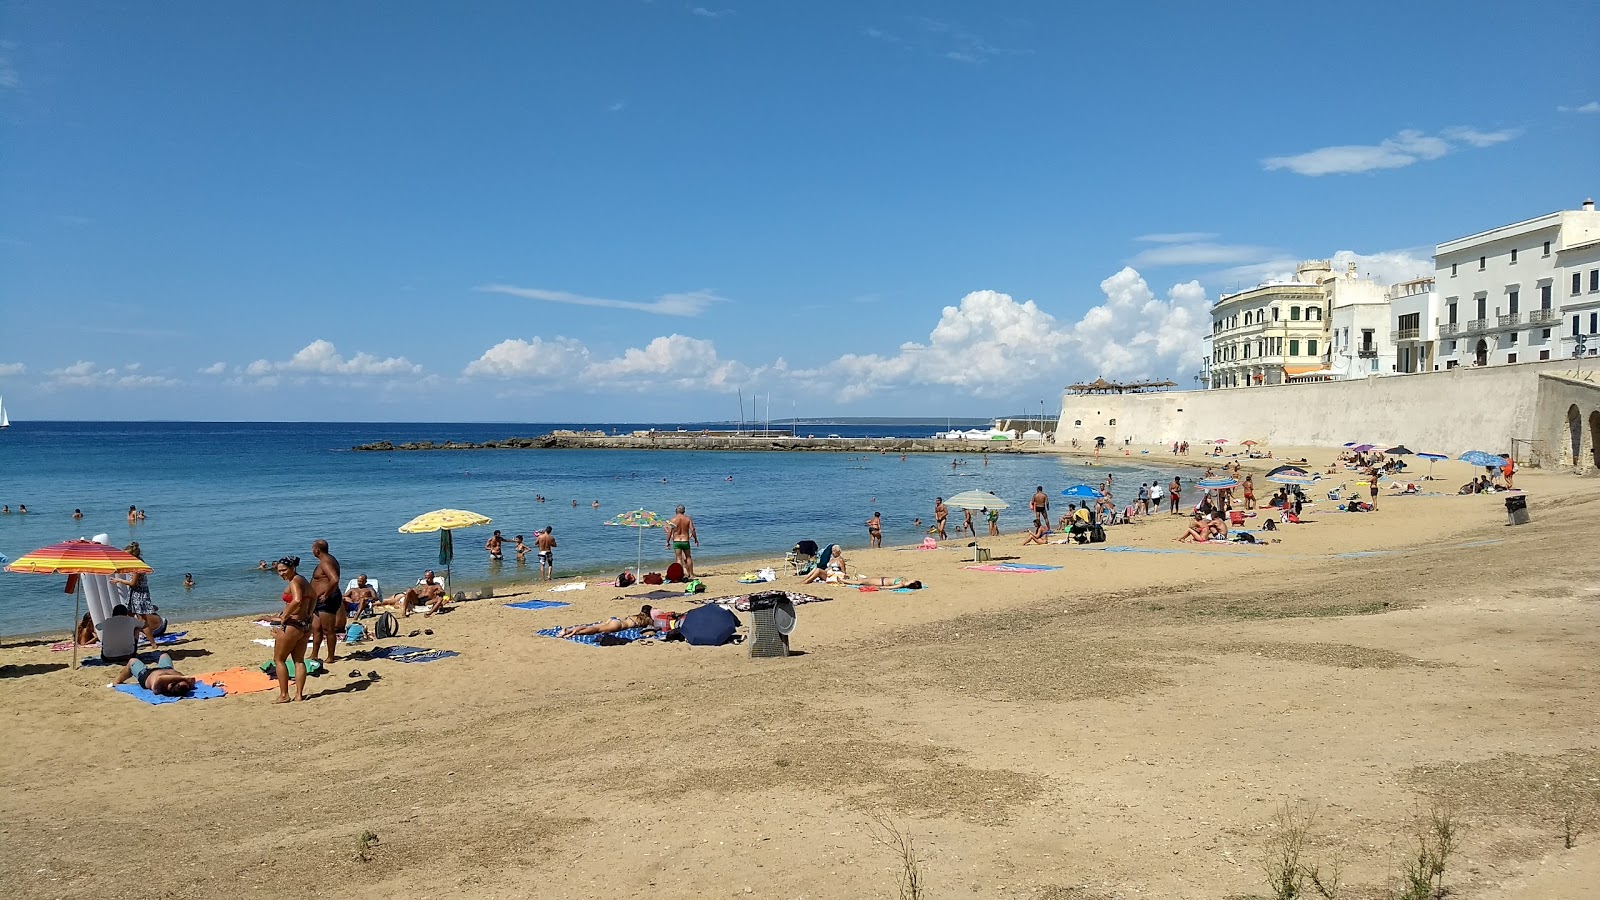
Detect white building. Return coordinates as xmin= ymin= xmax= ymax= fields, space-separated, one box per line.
xmin=1326 ymin=266 xmax=1396 ymax=379
xmin=1388 ymin=277 xmax=1439 ymax=374
xmin=1434 ymin=198 xmax=1600 ymax=368
xmin=1206 ymin=260 xmax=1332 ymax=389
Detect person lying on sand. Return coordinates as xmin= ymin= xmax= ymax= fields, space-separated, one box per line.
xmin=113 ymin=652 xmax=196 ymax=697
xmin=377 ymin=583 xmax=444 ymax=618
xmin=557 ymin=606 xmax=655 ymax=638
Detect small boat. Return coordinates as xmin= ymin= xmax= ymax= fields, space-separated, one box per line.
xmin=0 ymin=395 xmax=8 ymax=428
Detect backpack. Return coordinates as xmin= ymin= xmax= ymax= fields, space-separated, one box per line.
xmin=617 ymin=571 xmax=636 ymax=587
xmin=344 ymin=622 xmax=366 ymax=644
xmin=665 ymin=562 xmax=686 ymax=583
xmin=1089 ymin=524 xmax=1106 ymax=544
xmin=373 ymin=611 xmax=399 ymax=640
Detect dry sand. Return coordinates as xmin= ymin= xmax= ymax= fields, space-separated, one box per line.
xmin=3 ymin=453 xmax=1597 ymax=900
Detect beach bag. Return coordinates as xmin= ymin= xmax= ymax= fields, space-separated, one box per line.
xmin=344 ymin=622 xmax=366 ymax=644
xmin=1089 ymin=524 xmax=1106 ymax=544
xmin=643 ymin=572 xmax=664 ymax=585
xmin=617 ymin=571 xmax=636 ymax=587
xmin=665 ymin=562 xmax=686 ymax=583
xmin=684 ymin=579 xmax=706 ymax=594
xmin=373 ymin=612 xmax=399 ymax=640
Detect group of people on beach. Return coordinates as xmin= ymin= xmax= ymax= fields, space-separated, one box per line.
xmin=484 ymin=528 xmax=557 ymax=580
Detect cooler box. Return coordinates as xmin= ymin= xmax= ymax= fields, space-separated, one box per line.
xmin=1505 ymin=494 xmax=1530 ymax=526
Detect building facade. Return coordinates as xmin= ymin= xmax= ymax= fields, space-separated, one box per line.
xmin=1326 ymin=267 xmax=1396 ymax=379
xmin=1434 ymin=198 xmax=1600 ymax=369
xmin=1206 ymin=260 xmax=1332 ymax=389
xmin=1388 ymin=277 xmax=1439 ymax=374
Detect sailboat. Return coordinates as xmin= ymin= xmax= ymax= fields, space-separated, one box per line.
xmin=0 ymin=395 xmax=8 ymax=428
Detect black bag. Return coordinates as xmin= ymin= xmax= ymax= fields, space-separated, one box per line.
xmin=373 ymin=611 xmax=399 ymax=640
xmin=1263 ymin=519 xmax=1278 ymax=532
xmin=1089 ymin=524 xmax=1106 ymax=544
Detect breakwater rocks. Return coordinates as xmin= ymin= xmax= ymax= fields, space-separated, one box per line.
xmin=351 ymin=433 xmax=1051 ymax=454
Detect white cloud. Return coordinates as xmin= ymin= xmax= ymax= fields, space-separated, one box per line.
xmin=1557 ymin=101 xmax=1600 ymax=114
xmin=0 ymin=362 xmax=26 ymax=376
xmin=1071 ymin=269 xmax=1209 ymax=379
xmin=690 ymin=6 xmax=732 ymax=18
xmin=46 ymin=360 xmax=178 ymax=389
xmin=199 ymin=362 xmax=226 ymax=375
xmin=463 ymin=337 xmax=591 ymax=378
xmin=1263 ymin=126 xmax=1517 ymax=176
xmin=606 ymin=100 xmax=626 ymax=112
xmin=474 ymin=284 xmax=726 ymax=317
xmin=243 ymin=340 xmax=422 ymax=379
xmin=0 ymin=43 xmax=17 ymax=91
xmin=1129 ymin=242 xmax=1279 ymax=267
xmin=1136 ymin=232 xmax=1219 ymax=244
xmin=1329 ymin=248 xmax=1434 ymax=287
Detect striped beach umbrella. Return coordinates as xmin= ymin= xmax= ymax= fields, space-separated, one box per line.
xmin=5 ymin=540 xmax=153 ymax=669
xmin=1267 ymin=472 xmax=1321 ymax=487
xmin=605 ymin=508 xmax=666 ymax=575
xmin=1195 ymin=476 xmax=1240 ymax=490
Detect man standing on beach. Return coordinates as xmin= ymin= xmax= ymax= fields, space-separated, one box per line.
xmin=1168 ymin=476 xmax=1182 ymax=514
xmin=933 ymin=497 xmax=948 ymax=540
xmin=308 ymin=539 xmax=342 ymax=663
xmin=536 ymin=527 xmax=557 ymax=581
xmin=667 ymin=506 xmax=698 ymax=579
xmin=1031 ymin=485 xmax=1050 ymax=527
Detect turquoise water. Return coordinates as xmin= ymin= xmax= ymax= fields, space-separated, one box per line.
xmin=0 ymin=422 xmax=1184 ymax=635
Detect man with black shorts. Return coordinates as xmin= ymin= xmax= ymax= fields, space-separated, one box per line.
xmin=1031 ymin=485 xmax=1050 ymax=526
xmin=536 ymin=526 xmax=557 ymax=581
xmin=309 ymin=539 xmax=342 ymax=663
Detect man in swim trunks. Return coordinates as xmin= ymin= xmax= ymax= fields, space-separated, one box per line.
xmin=1031 ymin=485 xmax=1050 ymax=525
xmin=344 ymin=574 xmax=378 ymax=619
xmin=114 ymin=652 xmax=196 ymax=697
xmin=666 ymin=506 xmax=698 ymax=579
xmin=933 ymin=497 xmax=947 ymax=540
xmin=536 ymin=526 xmax=556 ymax=581
xmin=485 ymin=530 xmax=505 ymax=561
xmin=308 ymin=539 xmax=342 ymax=664
xmin=1168 ymin=476 xmax=1182 ymax=514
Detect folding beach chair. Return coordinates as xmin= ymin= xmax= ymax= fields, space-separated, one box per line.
xmin=746 ymin=591 xmax=796 ymax=659
xmin=794 ymin=543 xmax=833 ymax=577
xmin=786 ymin=540 xmax=819 ymax=575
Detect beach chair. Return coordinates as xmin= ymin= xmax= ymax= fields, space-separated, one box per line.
xmin=746 ymin=591 xmax=795 ymax=659
xmin=795 ymin=544 xmax=833 ymax=577
xmin=344 ymin=578 xmax=379 ymax=618
xmin=786 ymin=540 xmax=819 ymax=574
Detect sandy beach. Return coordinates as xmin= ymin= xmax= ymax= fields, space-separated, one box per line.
xmin=3 ymin=452 xmax=1597 ymax=900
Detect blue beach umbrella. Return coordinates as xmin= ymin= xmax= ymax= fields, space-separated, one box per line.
xmin=1459 ymin=450 xmax=1504 ymax=468
xmin=1060 ymin=484 xmax=1104 ymax=500
xmin=1195 ymin=476 xmax=1240 ymax=490
xmin=1417 ymin=452 xmax=1448 ymax=479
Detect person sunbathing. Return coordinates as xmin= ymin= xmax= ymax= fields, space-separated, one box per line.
xmin=76 ymin=613 xmax=99 ymax=647
xmin=1023 ymin=520 xmax=1049 ymax=545
xmin=378 ymin=583 xmax=443 ymax=618
xmin=557 ymin=606 xmax=654 ymax=638
xmin=799 ymin=546 xmax=846 ymax=584
xmin=344 ymin=575 xmax=379 ymax=618
xmin=113 ymin=652 xmax=196 ymax=697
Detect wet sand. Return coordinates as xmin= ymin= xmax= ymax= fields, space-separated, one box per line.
xmin=2 ymin=454 xmax=1595 ymax=900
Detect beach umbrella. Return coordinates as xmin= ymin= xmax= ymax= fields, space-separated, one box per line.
xmin=1060 ymin=484 xmax=1104 ymax=500
xmin=1241 ymin=440 xmax=1260 ymax=446
xmin=398 ymin=508 xmax=492 ymax=596
xmin=5 ymin=539 xmax=152 ymax=670
xmin=1459 ymin=450 xmax=1504 ymax=469
xmin=1351 ymin=443 xmax=1377 ymax=453
xmin=1266 ymin=472 xmax=1321 ymax=487
xmin=1385 ymin=446 xmax=1413 ymax=455
xmin=1417 ymin=451 xmax=1448 ymax=479
xmin=1195 ymin=476 xmax=1240 ymax=490
xmin=1214 ymin=439 xmax=1229 ymax=444
xmin=605 ymin=508 xmax=666 ymax=575
xmin=945 ymin=491 xmax=1009 ymax=560
xmin=1265 ymin=464 xmax=1311 ymax=478
xmin=1342 ymin=442 xmax=1359 ymax=448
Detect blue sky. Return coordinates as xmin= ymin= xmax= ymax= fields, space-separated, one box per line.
xmin=1 ymin=1 xmax=1596 ymax=422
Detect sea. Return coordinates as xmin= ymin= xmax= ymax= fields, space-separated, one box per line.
xmin=0 ymin=421 xmax=1190 ymax=636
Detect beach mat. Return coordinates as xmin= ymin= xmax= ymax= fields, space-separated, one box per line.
xmin=391 ymin=650 xmax=459 ymax=664
xmin=195 ymin=666 xmax=278 ymax=695
xmin=634 ymin=589 xmax=689 ymax=601
xmin=695 ymin=591 xmax=832 ymax=612
xmin=504 ymin=600 xmax=571 ymax=611
xmin=536 ymin=626 xmax=645 ymax=647
xmin=353 ymin=644 xmax=429 ymax=659
xmin=964 ymin=563 xmax=1061 ymax=573
xmin=56 ymin=630 xmax=188 ymax=652
xmin=112 ymin=681 xmax=226 ymax=705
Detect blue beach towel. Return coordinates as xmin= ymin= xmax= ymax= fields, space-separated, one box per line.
xmin=391 ymin=650 xmax=460 ymax=664
xmin=504 ymin=600 xmax=571 ymax=611
xmin=536 ymin=626 xmax=646 ymax=647
xmin=81 ymin=651 xmax=165 ymax=668
xmin=113 ymin=681 xmax=225 ymax=705
xmin=363 ymin=644 xmax=429 ymax=659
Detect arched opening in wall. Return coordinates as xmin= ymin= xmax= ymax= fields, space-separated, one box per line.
xmin=1074 ymin=419 xmax=1082 ymax=427
xmin=1475 ymin=339 xmax=1488 ymax=366
xmin=1569 ymin=405 xmax=1583 ymax=463
xmin=1590 ymin=410 xmax=1600 ymax=469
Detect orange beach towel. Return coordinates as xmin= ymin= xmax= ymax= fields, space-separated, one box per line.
xmin=195 ymin=666 xmax=278 ymax=696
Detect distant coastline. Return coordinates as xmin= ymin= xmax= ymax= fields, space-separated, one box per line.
xmin=351 ymin=432 xmax=1052 ymax=453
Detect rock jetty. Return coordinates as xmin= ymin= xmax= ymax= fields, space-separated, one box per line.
xmin=351 ymin=433 xmax=1048 ymax=454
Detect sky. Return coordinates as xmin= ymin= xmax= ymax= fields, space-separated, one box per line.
xmin=1 ymin=1 xmax=1596 ymax=422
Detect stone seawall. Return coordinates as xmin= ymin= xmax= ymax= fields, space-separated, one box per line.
xmin=352 ymin=434 xmax=1051 ymax=454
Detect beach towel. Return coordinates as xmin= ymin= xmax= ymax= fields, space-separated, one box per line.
xmin=548 ymin=582 xmax=587 ymax=593
xmin=80 ymin=651 xmax=164 ymax=668
xmin=634 ymin=589 xmax=688 ymax=601
xmin=504 ymin=600 xmax=571 ymax=611
xmin=112 ymin=681 xmax=226 ymax=705
xmin=391 ymin=650 xmax=459 ymax=664
xmin=356 ymin=644 xmax=430 ymax=659
xmin=251 ymin=638 xmax=276 ymax=647
xmin=964 ymin=563 xmax=1061 ymax=573
xmin=195 ymin=666 xmax=278 ymax=695
xmin=140 ymin=631 xmax=187 ymax=646
xmin=50 ymin=640 xmax=97 ymax=652
xmin=536 ymin=626 xmax=646 ymax=647
xmin=697 ymin=591 xmax=832 ymax=612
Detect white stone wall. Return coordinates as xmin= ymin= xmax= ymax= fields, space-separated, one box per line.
xmin=1057 ymin=357 xmax=1588 ymax=459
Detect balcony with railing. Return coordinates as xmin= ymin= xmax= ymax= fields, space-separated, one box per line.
xmin=1439 ymin=322 xmax=1461 ymax=338
xmin=1529 ymin=308 xmax=1559 ymax=324
xmin=1357 ymin=348 xmax=1378 ymax=359
xmin=1497 ymin=312 xmax=1522 ymax=328
xmin=1391 ymin=327 xmax=1421 ymax=342
xmin=1466 ymin=318 xmax=1488 ymax=333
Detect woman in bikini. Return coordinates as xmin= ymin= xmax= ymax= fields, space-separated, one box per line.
xmin=272 ymin=556 xmax=313 ymax=703
xmin=558 ymin=605 xmax=654 ymax=638
xmin=1242 ymin=475 xmax=1256 ymax=510
xmin=865 ymin=512 xmax=882 ymax=549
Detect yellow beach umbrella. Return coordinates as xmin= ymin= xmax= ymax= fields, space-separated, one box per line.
xmin=398 ymin=509 xmax=492 ymax=596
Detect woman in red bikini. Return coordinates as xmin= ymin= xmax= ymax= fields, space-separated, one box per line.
xmin=272 ymin=556 xmax=313 ymax=703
